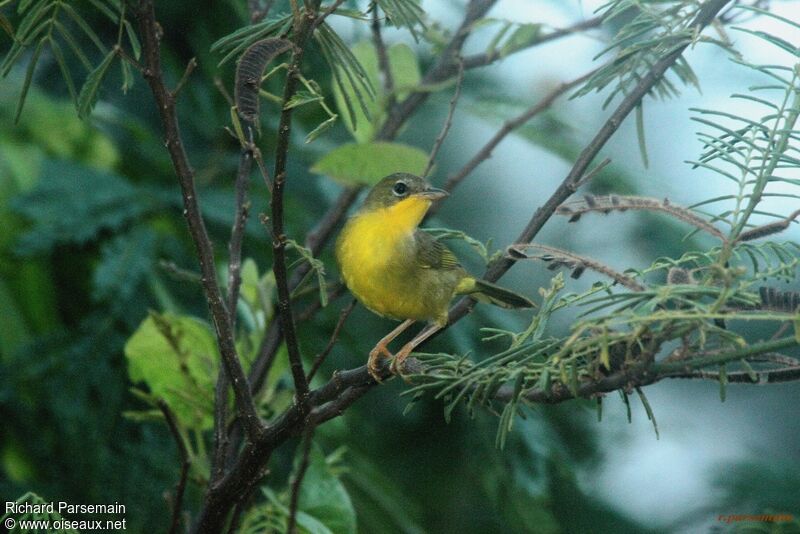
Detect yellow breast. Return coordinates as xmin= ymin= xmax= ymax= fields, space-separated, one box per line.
xmin=335 ymin=196 xmax=432 ymax=320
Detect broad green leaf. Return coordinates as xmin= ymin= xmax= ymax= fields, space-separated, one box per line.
xmin=124 ymin=312 xmax=219 ymax=430
xmin=310 ymin=141 xmax=428 ymax=185
xmin=297 ymin=447 xmax=357 ymax=534
xmin=332 ymin=41 xmax=421 ymax=143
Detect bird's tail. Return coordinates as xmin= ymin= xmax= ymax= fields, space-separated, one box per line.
xmin=456 ymin=277 xmax=536 ymax=309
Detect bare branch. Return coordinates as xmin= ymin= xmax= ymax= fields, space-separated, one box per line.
xmin=379 ymin=0 xmax=498 ymax=140
xmin=268 ymin=0 xmax=324 ymax=411
xmin=424 ymin=57 xmax=464 ymax=179
xmin=307 ymin=298 xmax=357 ymax=381
xmin=171 ymin=57 xmax=197 ymax=98
xmin=371 ymin=6 xmax=395 ymax=108
xmin=438 ymin=69 xmax=596 ymax=197
xmin=312 ymin=0 xmax=347 ymax=31
xmin=460 ymin=16 xmax=604 ymax=71
xmin=287 ymin=424 xmax=316 ymax=534
xmin=211 ymin=130 xmax=255 ymax=484
xmin=136 ymin=0 xmax=264 ymax=442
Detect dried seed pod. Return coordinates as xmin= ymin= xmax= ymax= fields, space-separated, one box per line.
xmin=667 ymin=267 xmax=695 ymax=285
xmin=235 ymin=38 xmax=293 ymax=123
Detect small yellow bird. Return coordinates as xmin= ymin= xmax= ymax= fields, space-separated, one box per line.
xmin=335 ymin=173 xmax=535 ymax=380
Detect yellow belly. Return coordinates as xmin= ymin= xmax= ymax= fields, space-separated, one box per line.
xmin=335 ymin=200 xmax=448 ymax=322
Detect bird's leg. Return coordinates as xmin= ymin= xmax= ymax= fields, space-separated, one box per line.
xmin=368 ymin=319 xmax=415 ymax=382
xmin=391 ymin=323 xmax=443 ymax=378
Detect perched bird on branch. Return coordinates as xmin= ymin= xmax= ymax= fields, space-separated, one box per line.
xmin=335 ymin=173 xmax=535 ymax=381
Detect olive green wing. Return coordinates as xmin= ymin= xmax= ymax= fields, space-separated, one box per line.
xmin=414 ymin=230 xmax=461 ymax=270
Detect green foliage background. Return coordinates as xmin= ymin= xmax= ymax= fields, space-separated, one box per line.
xmin=1 ymin=1 xmax=799 ymax=533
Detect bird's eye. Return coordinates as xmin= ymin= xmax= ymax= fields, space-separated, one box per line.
xmin=392 ymin=182 xmax=408 ymax=196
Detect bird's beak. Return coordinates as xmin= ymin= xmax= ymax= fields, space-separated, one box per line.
xmin=417 ymin=186 xmax=449 ymax=200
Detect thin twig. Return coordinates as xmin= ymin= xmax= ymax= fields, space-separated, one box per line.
xmin=311 ymin=0 xmax=347 ymax=31
xmin=423 ymin=57 xmax=464 ymax=179
xmin=461 ymin=16 xmax=604 ymax=71
xmin=171 ymin=57 xmax=197 ymax=98
xmin=440 ymin=69 xmax=596 ymax=195
xmin=136 ymin=0 xmax=264 ymax=443
xmin=574 ymin=157 xmax=611 ymax=190
xmin=214 ymin=76 xmax=235 ymax=107
xmin=269 ymin=0 xmax=324 ymax=412
xmin=158 ymin=400 xmax=190 ymax=534
xmin=371 ymin=6 xmax=395 ymax=108
xmin=664 ymin=365 xmax=800 ymax=383
xmin=307 ymin=298 xmax=357 ymax=381
xmin=287 ymin=424 xmax=316 ymax=534
xmin=211 ymin=128 xmax=254 ymax=484
xmin=227 ymin=140 xmax=254 ymax=322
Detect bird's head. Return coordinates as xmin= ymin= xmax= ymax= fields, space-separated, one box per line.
xmin=361 ymin=173 xmax=448 ymax=211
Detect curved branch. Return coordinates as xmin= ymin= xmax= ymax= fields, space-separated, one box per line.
xmin=136 ymin=0 xmax=264 ymax=443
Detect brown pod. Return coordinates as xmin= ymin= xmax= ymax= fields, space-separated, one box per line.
xmin=235 ymin=38 xmax=293 ymax=123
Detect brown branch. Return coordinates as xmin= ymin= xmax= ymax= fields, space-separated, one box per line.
xmin=371 ymin=5 xmax=395 ymax=109
xmin=135 ymin=0 xmax=264 ymax=442
xmin=269 ymin=1 xmax=324 ymax=412
xmin=211 ymin=130 xmax=255 ymax=484
xmin=311 ymin=0 xmax=347 ymax=31
xmin=287 ymin=424 xmax=316 ymax=534
xmin=378 ymin=9 xmax=604 ymax=142
xmin=158 ymin=400 xmax=191 ymax=534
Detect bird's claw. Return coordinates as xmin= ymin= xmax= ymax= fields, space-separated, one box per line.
xmin=367 ymin=344 xmax=393 ymax=383
xmin=390 ymin=347 xmax=413 ymax=383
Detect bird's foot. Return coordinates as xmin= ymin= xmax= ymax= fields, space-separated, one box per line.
xmin=389 ymin=345 xmax=414 ymax=382
xmin=367 ymin=344 xmax=393 ymax=383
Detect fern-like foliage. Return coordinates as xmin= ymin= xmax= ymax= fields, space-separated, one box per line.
xmin=575 ymin=0 xmax=731 ymax=107
xmin=688 ymin=7 xmax=800 ymax=240
xmin=1 ymin=0 xmax=140 ymax=120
